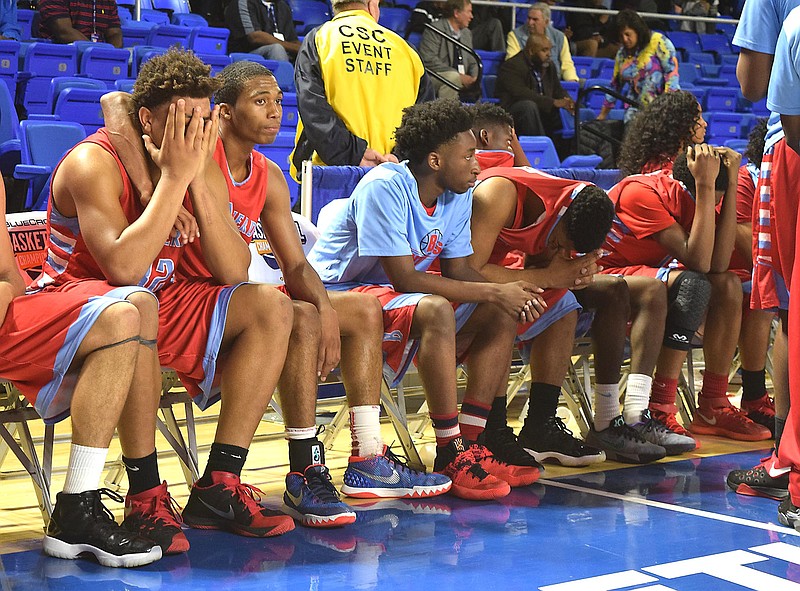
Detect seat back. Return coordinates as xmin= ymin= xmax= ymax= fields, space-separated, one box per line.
xmin=18 ymin=120 xmax=87 ymax=209
xmin=0 ymin=72 xmax=18 ymax=145
xmin=48 ymin=76 xmax=107 ymax=113
xmin=190 ymin=26 xmax=229 ymax=55
xmin=153 ymin=0 xmax=191 ymax=13
xmin=573 ymin=56 xmax=595 ymax=80
xmin=706 ymin=112 xmax=753 ymax=141
xmin=475 ymin=50 xmax=504 ymax=76
xmin=121 ymin=20 xmax=158 ymax=47
xmin=248 ymin=213 xmax=319 ymax=283
xmin=281 ymin=92 xmax=299 ymax=132
xmin=517 ymin=135 xmax=560 ymax=168
xmin=705 ymin=87 xmax=744 ymax=112
xmin=378 ymin=7 xmax=411 ymax=37
xmin=140 ymin=8 xmax=171 ymax=25
xmin=148 ymin=23 xmax=193 ymax=48
xmin=289 ymin=0 xmax=331 ymax=34
xmin=79 ymin=46 xmax=130 ymax=87
xmin=54 ymin=87 xmax=107 ymax=134
xmin=17 ymin=9 xmax=37 ymax=41
xmin=667 ymin=31 xmax=702 ymax=56
xmin=197 ymin=52 xmax=232 ymax=75
xmin=0 ymin=40 xmax=19 ymax=96
xmin=261 ymin=59 xmax=295 ymax=92
xmin=172 ymin=13 xmax=208 ymax=27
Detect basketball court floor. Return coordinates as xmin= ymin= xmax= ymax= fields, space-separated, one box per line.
xmin=1 ymin=429 xmax=796 ymax=591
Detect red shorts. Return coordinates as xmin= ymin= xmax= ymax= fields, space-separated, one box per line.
xmin=348 ymin=285 xmax=477 ymax=387
xmin=1 ymin=286 xmax=148 ymax=423
xmin=157 ymin=278 xmax=246 ymax=410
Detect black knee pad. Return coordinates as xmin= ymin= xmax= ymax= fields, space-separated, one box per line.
xmin=663 ymin=271 xmax=712 ymax=351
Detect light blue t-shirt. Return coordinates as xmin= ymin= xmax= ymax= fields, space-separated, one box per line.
xmin=768 ymin=6 xmax=800 ymax=115
xmin=733 ymin=0 xmax=800 ymax=148
xmin=308 ymin=161 xmax=474 ymax=290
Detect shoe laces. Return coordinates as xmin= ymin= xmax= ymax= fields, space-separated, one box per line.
xmin=135 ymin=489 xmax=184 ymax=529
xmin=610 ymin=418 xmax=649 ymax=443
xmin=225 ymin=480 xmax=268 ymax=514
xmin=449 ymin=448 xmax=491 ymax=480
xmin=91 ymin=488 xmax=125 ymax=525
xmin=486 ymin=426 xmax=532 ymax=464
xmin=638 ymin=410 xmax=675 ymax=437
xmin=543 ymin=415 xmax=586 ymax=449
xmin=305 ymin=465 xmax=343 ymax=504
xmin=746 ymin=396 xmax=776 ymax=417
xmin=652 ymin=409 xmax=690 ymax=437
xmin=384 ymin=446 xmax=426 ymax=476
xmin=717 ymin=404 xmax=758 ymax=425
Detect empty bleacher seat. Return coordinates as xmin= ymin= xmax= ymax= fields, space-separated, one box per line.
xmin=288 ymin=0 xmax=331 ymax=34
xmin=562 ymin=80 xmax=579 ymax=102
xmin=256 ymin=131 xmax=299 ymax=205
xmin=475 ymin=50 xmax=504 ymax=76
xmin=699 ymin=33 xmax=732 ymax=56
xmin=705 ymin=111 xmax=754 ymax=141
xmin=573 ymin=56 xmax=595 ymax=80
xmin=54 ymin=87 xmax=107 ymax=134
xmin=17 ymin=9 xmax=37 ymax=41
xmin=705 ymin=87 xmax=746 ymax=112
xmin=15 ymin=120 xmax=87 ymax=210
xmin=148 ymin=23 xmax=193 ymax=48
xmin=0 ymin=40 xmax=19 ymax=96
xmin=282 ymin=92 xmax=298 ymax=131
xmin=79 ymin=45 xmax=130 ymax=88
xmin=0 ymin=81 xmax=20 ymax=175
xmin=190 ymin=26 xmax=229 ymax=55
xmin=667 ymin=31 xmax=702 ymax=57
xmin=261 ymin=59 xmax=295 ymax=92
xmin=115 ymin=78 xmax=136 ymax=93
xmin=481 ymin=74 xmax=497 ymax=100
xmin=122 ymin=20 xmax=157 ymax=47
xmin=517 ymin=135 xmax=560 ymax=168
xmin=141 ymin=8 xmax=171 ymax=25
xmin=594 ymin=58 xmax=615 ymax=81
xmin=172 ymin=13 xmax=208 ymax=27
xmin=131 ymin=45 xmax=167 ymax=76
xmin=21 ymin=43 xmax=79 ymax=115
xmin=378 ymin=7 xmax=411 ymax=37
xmin=153 ymin=0 xmax=191 ymax=13
xmin=48 ymin=76 xmax=106 ymax=113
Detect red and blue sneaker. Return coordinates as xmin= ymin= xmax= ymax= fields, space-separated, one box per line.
xmin=341 ymin=446 xmax=452 ymax=499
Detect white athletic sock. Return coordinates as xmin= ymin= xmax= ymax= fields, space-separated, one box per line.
xmin=623 ymin=374 xmax=653 ymax=425
xmin=593 ymin=383 xmax=621 ymax=431
xmin=350 ymin=405 xmax=383 ymax=457
xmin=62 ymin=444 xmax=109 ymax=494
xmin=284 ymin=426 xmax=317 ymax=440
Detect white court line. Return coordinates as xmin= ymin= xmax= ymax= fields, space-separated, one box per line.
xmin=539 ymin=478 xmax=800 ymax=537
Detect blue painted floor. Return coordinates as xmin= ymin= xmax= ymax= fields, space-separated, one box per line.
xmin=3 ymin=449 xmax=800 ymax=591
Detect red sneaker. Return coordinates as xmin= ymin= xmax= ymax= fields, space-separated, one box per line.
xmin=648 ymin=403 xmax=698 ymax=445
xmin=182 ymin=472 xmax=295 ymax=537
xmin=468 ymin=443 xmax=540 ymax=488
xmin=123 ymin=482 xmax=189 ymax=554
xmin=690 ymin=403 xmax=773 ymax=441
xmin=434 ymin=439 xmax=510 ymax=501
xmin=742 ymin=394 xmax=776 ymax=437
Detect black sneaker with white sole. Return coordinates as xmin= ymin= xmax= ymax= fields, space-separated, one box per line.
xmin=518 ymin=416 xmax=606 ymax=467
xmin=585 ymin=416 xmax=666 ymax=464
xmin=43 ymin=489 xmax=162 ymax=568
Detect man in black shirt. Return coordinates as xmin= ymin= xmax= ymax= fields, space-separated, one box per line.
xmin=225 ymin=0 xmax=301 ymax=61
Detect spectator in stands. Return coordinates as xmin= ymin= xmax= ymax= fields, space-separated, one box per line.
xmin=597 ymin=9 xmax=679 ymax=124
xmin=291 ymin=0 xmax=433 ymax=178
xmin=601 ymin=91 xmax=772 ymax=444
xmin=506 ymin=2 xmax=579 ymax=83
xmin=0 ymin=0 xmax=21 ymax=40
xmin=566 ymin=0 xmax=617 ymax=57
xmin=674 ymin=0 xmax=717 ymax=34
xmin=38 ymin=0 xmax=122 ymax=47
xmin=225 ymin=0 xmax=301 ymax=61
xmin=308 ymin=99 xmax=545 ymax=500
xmin=495 ymin=33 xmax=574 ymax=144
xmin=0 ymin=184 xmax=162 ymax=567
xmin=43 ymin=48 xmax=299 ymax=544
xmin=419 ymin=0 xmax=481 ymax=101
xmin=408 ymin=0 xmax=446 ymax=36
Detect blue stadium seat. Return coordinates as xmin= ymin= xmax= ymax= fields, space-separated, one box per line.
xmin=230 ymin=53 xmax=270 ymax=65
xmin=131 ymin=45 xmax=167 ymax=76
xmin=406 ymin=31 xmax=421 ymax=50
xmin=720 ymin=54 xmax=738 ymax=67
xmin=79 ymin=46 xmax=130 ymax=88
xmin=118 ymin=7 xmax=132 ymax=22
xmin=15 ymin=120 xmax=87 ymax=210
xmin=198 ymin=53 xmax=232 ymax=76
xmin=562 ymin=80 xmax=579 ymax=102
xmin=17 ymin=9 xmax=37 ymax=41
xmin=378 ymin=7 xmax=411 ymax=37
xmin=0 ymin=40 xmax=19 ymax=97
xmin=679 ymin=61 xmax=700 ymax=85
xmin=140 ymin=9 xmax=171 ymax=25
xmin=718 ymin=64 xmax=739 ymax=86
xmin=724 ymin=138 xmax=748 ymax=152
xmin=255 ymin=132 xmax=299 ymax=205
xmin=572 ymin=56 xmax=595 ymax=80
xmin=115 ymin=78 xmax=136 ymax=93
xmin=475 ymin=50 xmax=504 ymax=76
xmin=705 ymin=112 xmax=754 ymax=141
xmin=172 ymin=13 xmax=208 ymax=27
xmin=667 ymin=31 xmax=702 ymax=57
xmin=750 ymin=97 xmax=769 ymax=117
xmin=153 ymin=0 xmax=191 ymax=13
xmin=289 ymin=0 xmax=331 ymax=34
xmin=582 ymin=78 xmax=619 ymax=110
xmin=594 ymin=58 xmax=615 ymax=81
xmin=21 ymin=43 xmax=79 ymax=115
xmin=148 ymin=24 xmax=193 ymax=48
xmin=686 ymin=51 xmax=715 ymax=66
xmin=687 ymin=86 xmax=708 ymax=109
xmin=482 ymin=74 xmax=497 ymax=99
xmin=705 ymin=87 xmax=746 ymax=112
xmin=190 ymin=26 xmax=229 ymax=54
xmin=282 ymin=92 xmax=298 ymax=131
xmin=699 ymin=33 xmax=732 ymax=56
xmin=54 ymin=87 xmax=107 ymax=134
xmin=0 ymin=81 xmax=20 ymax=175
xmin=48 ymin=76 xmax=106 ymax=113
xmin=517 ymin=136 xmax=560 ymax=168
xmin=122 ymin=21 xmax=158 ymax=47
xmin=261 ymin=59 xmax=296 ymax=92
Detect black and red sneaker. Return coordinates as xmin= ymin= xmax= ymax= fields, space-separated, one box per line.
xmin=726 ymin=452 xmax=789 ymax=500
xmin=122 ymin=482 xmax=189 ymax=554
xmin=433 ymin=438 xmax=510 ymax=501
xmin=182 ymin=471 xmax=295 ymax=537
xmin=478 ymin=426 xmax=542 ymax=487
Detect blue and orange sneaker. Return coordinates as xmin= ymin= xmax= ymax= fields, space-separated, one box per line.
xmin=284 ymin=464 xmax=357 ymax=528
xmin=341 ymin=446 xmax=452 ymax=499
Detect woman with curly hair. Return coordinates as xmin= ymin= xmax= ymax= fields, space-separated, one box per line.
xmin=617 ymin=90 xmax=707 ymax=176
xmin=601 ymin=91 xmax=771 ymax=445
xmin=597 ymin=10 xmax=681 ymax=124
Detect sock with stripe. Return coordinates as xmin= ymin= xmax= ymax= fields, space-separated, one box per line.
xmin=431 ymin=412 xmax=461 ymax=447
xmin=459 ymin=398 xmax=491 ymax=442
xmin=198 ymin=442 xmax=248 ymax=486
